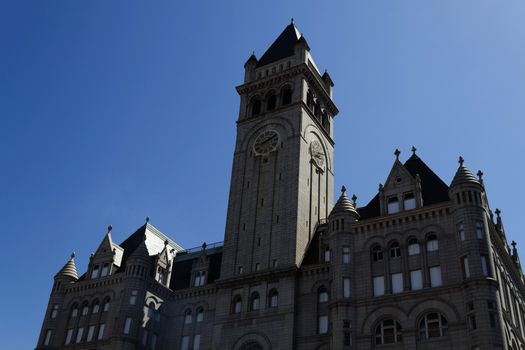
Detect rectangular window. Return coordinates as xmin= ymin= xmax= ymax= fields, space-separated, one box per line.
xmin=462 ymin=257 xmax=470 ymax=279
xmin=76 ymin=327 xmax=84 ymax=343
xmin=151 ymin=334 xmax=158 ymax=350
xmin=343 ymin=247 xmax=350 ymax=264
xmin=65 ymin=329 xmax=73 ymax=345
xmin=141 ymin=329 xmax=148 ymax=346
xmin=343 ymin=278 xmax=351 ymax=298
xmin=194 ymin=334 xmax=201 ymax=350
xmin=410 ymin=269 xmax=423 ymax=290
xmin=98 ymin=324 xmax=105 ymax=340
xmin=319 ymin=315 xmax=329 ymax=334
xmin=129 ymin=290 xmax=138 ymax=305
xmin=404 ymin=193 xmax=416 ymax=210
xmin=408 ymin=242 xmax=420 ymax=255
xmin=86 ymin=325 xmax=95 ymax=342
xmin=91 ymin=265 xmax=99 ymax=279
xmin=481 ymin=255 xmax=490 ymax=277
xmin=458 ymin=223 xmax=465 ymax=241
xmin=344 ymin=331 xmax=351 ymax=346
xmin=181 ymin=335 xmax=190 ymax=350
xmin=391 ymin=273 xmax=403 ymax=294
xmin=100 ymin=263 xmax=109 ymax=277
xmin=44 ymin=330 xmax=52 ymax=346
xmin=123 ymin=317 xmax=132 ymax=335
xmin=476 ymin=222 xmax=484 ymax=239
xmin=430 ymin=266 xmax=442 ymax=287
xmin=373 ymin=276 xmax=385 ymax=296
xmin=50 ymin=304 xmax=59 ymax=319
xmin=387 ymin=197 xmax=400 ymax=214
xmin=324 ymin=248 xmax=331 ymax=262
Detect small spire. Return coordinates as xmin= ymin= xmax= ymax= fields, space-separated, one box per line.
xmin=107 ymin=224 xmax=112 ymax=232
xmin=458 ymin=156 xmax=464 ymax=166
xmin=411 ymin=146 xmax=417 ymax=155
xmin=146 ymin=216 xmax=150 ymax=223
xmin=341 ymin=185 xmax=347 ymax=195
xmin=512 ymin=240 xmax=517 ymax=249
xmin=291 ymin=18 xmax=294 ymax=24
xmin=477 ymin=170 xmax=483 ymax=181
xmin=71 ymin=251 xmax=75 ymax=259
xmin=495 ymin=208 xmax=501 ymax=218
xmin=351 ymin=194 xmax=357 ymax=206
xmin=378 ymin=183 xmax=383 ymax=191
xmin=394 ymin=149 xmax=401 ymax=160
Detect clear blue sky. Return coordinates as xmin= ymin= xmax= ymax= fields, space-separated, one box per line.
xmin=1 ymin=1 xmax=524 ymax=348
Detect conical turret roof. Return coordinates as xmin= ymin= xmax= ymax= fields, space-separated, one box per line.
xmin=256 ymin=21 xmax=301 ymax=68
xmin=55 ymin=253 xmax=78 ymax=280
xmin=331 ymin=186 xmax=359 ymax=217
xmin=451 ymin=157 xmax=479 ymax=187
xmin=128 ymin=234 xmax=151 ymax=263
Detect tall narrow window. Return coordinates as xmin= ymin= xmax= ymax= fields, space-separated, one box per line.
xmin=100 ymin=263 xmax=109 ymax=277
xmin=324 ymin=247 xmax=331 ymax=262
xmin=267 ymin=94 xmax=276 ymax=111
xmin=87 ymin=325 xmax=95 ymax=342
xmin=98 ymin=324 xmax=105 ymax=340
xmin=429 ymin=266 xmax=442 ymax=287
xmin=462 ymin=256 xmax=470 ymax=279
xmin=76 ymin=327 xmax=84 ymax=343
xmin=410 ymin=270 xmax=423 ymax=290
xmin=103 ymin=299 xmax=110 ymax=312
xmin=481 ymin=255 xmax=490 ymax=277
xmin=488 ymin=301 xmax=499 ymax=328
xmin=92 ymin=301 xmax=100 ymax=314
xmin=343 ymin=278 xmax=351 ymax=298
xmin=476 ymin=222 xmax=484 ymax=239
xmin=65 ymin=329 xmax=73 ymax=345
xmin=250 ymin=292 xmax=260 ymax=311
xmin=269 ymin=289 xmax=279 ymax=308
xmin=193 ymin=334 xmax=201 ymax=350
xmin=404 ymin=193 xmax=416 ymax=210
xmin=151 ymin=333 xmax=158 ymax=350
xmin=372 ymin=245 xmax=383 ymax=262
xmin=388 ymin=197 xmax=400 ymax=214
xmin=373 ymin=276 xmax=385 ymax=296
xmin=343 ymin=247 xmax=350 ymax=264
xmin=184 ymin=309 xmax=192 ymax=324
xmin=391 ymin=273 xmax=403 ymax=294
xmin=123 ymin=317 xmax=132 ymax=335
xmin=390 ymin=242 xmax=401 ymax=258
xmin=196 ymin=307 xmax=204 ymax=322
xmin=344 ymin=331 xmax=351 ymax=346
xmin=251 ymin=99 xmax=261 ymax=116
xmin=129 ymin=290 xmax=138 ymax=305
xmin=232 ymin=296 xmax=242 ymax=314
xmin=319 ymin=287 xmax=329 ymax=303
xmin=426 ymin=234 xmax=439 ymax=252
xmin=408 ymin=239 xmax=420 ymax=255
xmin=91 ymin=265 xmax=99 ymax=279
xmin=71 ymin=305 xmax=78 ymax=318
xmin=81 ymin=303 xmax=89 ymax=316
xmin=457 ymin=223 xmax=465 ymax=241
xmin=181 ymin=336 xmax=190 ymax=350
xmin=44 ymin=330 xmax=52 ymax=346
xmin=318 ymin=315 xmax=329 ymax=334
xmin=50 ymin=304 xmax=59 ymax=319
xmin=281 ymin=88 xmax=292 ymax=105
xmin=141 ymin=329 xmax=149 ymax=346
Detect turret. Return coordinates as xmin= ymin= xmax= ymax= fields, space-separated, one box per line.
xmin=449 ymin=156 xmax=484 ymax=209
xmin=328 ymin=186 xmax=359 ymax=234
xmin=125 ymin=234 xmax=152 ymax=278
xmin=243 ymin=52 xmax=257 ymax=83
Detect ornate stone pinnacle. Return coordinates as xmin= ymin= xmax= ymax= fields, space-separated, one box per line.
xmin=351 ymin=194 xmax=357 ymax=206
xmin=341 ymin=185 xmax=347 ymax=195
xmin=394 ymin=149 xmax=401 ymax=160
xmin=458 ymin=156 xmax=464 ymax=166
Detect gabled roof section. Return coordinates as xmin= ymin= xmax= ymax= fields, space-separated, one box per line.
xmin=357 ymin=154 xmax=450 ymax=220
xmin=256 ymin=22 xmax=301 ymax=68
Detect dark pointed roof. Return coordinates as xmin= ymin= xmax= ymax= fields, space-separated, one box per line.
xmin=357 ymin=154 xmax=450 ymax=220
xmin=256 ymin=22 xmax=301 ymax=68
xmin=55 ymin=253 xmax=78 ymax=280
xmin=331 ymin=188 xmax=358 ymax=217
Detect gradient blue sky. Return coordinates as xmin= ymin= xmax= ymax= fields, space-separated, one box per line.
xmin=1 ymin=1 xmax=524 ymax=348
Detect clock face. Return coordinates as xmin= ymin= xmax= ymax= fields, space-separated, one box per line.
xmin=310 ymin=140 xmax=325 ymax=167
xmin=253 ymin=130 xmax=280 ymax=156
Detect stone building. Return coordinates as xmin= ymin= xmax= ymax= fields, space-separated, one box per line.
xmin=36 ymin=21 xmax=525 ymax=350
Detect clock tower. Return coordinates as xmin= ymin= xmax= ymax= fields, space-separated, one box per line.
xmin=220 ymin=21 xmax=338 ymax=279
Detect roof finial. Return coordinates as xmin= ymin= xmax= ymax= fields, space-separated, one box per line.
xmin=351 ymin=194 xmax=357 ymax=207
xmin=71 ymin=252 xmax=76 ymax=259
xmin=495 ymin=208 xmax=501 ymax=218
xmin=164 ymin=239 xmax=169 ymax=246
xmin=341 ymin=185 xmax=347 ymax=195
xmin=477 ymin=170 xmax=483 ymax=181
xmin=512 ymin=240 xmax=517 ymax=249
xmin=291 ymin=18 xmax=294 ymax=24
xmin=394 ymin=149 xmax=401 ymax=160
xmin=458 ymin=156 xmax=464 ymax=166
xmin=202 ymin=242 xmax=207 ymax=250
xmin=411 ymin=146 xmax=417 ymax=155
xmin=107 ymin=224 xmax=112 ymax=232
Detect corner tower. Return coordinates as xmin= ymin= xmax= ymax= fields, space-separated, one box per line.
xmin=221 ymin=21 xmax=339 ymax=278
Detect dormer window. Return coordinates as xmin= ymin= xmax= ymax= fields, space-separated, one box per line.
xmin=194 ymin=271 xmax=206 ymax=287
xmin=91 ymin=265 xmax=99 ymax=279
xmin=387 ymin=197 xmax=400 ymax=214
xmin=403 ymin=193 xmax=416 ymax=211
xmin=100 ymin=263 xmax=109 ymax=277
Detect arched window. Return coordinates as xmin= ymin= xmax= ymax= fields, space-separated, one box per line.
xmin=324 ymin=247 xmax=331 ymax=262
xmin=266 ymin=93 xmax=276 ymax=111
xmin=372 ymin=245 xmax=383 ymax=262
xmin=426 ymin=234 xmax=439 ymax=252
xmin=408 ymin=238 xmax=420 ymax=255
xmin=251 ymin=99 xmax=261 ymax=116
xmin=102 ymin=298 xmax=110 ymax=312
xmin=81 ymin=302 xmax=89 ymax=316
xmin=71 ymin=303 xmax=79 ymax=318
xmin=232 ymin=295 xmax=242 ymax=314
xmin=269 ymin=289 xmax=278 ymax=308
xmin=196 ymin=307 xmax=204 ymax=322
xmin=92 ymin=300 xmax=100 ymax=314
xmin=184 ymin=309 xmax=193 ymax=324
xmin=250 ymin=292 xmax=260 ymax=311
xmin=375 ymin=319 xmax=403 ymax=345
xmin=419 ymin=313 xmax=448 ymax=340
xmin=390 ymin=242 xmax=401 ymax=258
xmin=318 ymin=286 xmax=329 ymax=303
xmin=281 ymin=87 xmax=292 ymax=105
